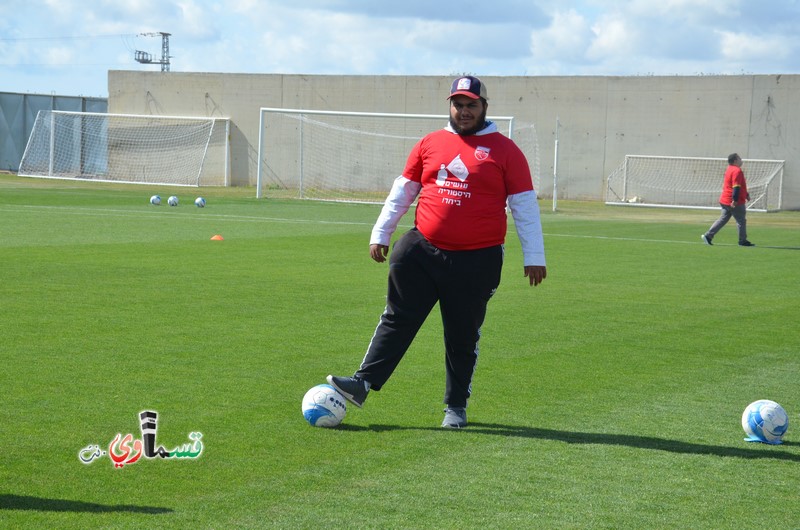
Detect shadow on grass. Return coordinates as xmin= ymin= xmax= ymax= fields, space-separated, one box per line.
xmin=346 ymin=423 xmax=800 ymax=462
xmin=0 ymin=494 xmax=173 ymax=514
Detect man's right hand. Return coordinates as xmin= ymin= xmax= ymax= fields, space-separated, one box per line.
xmin=370 ymin=244 xmax=389 ymax=263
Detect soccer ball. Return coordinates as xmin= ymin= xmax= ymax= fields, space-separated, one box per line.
xmin=194 ymin=197 xmax=206 ymax=208
xmin=167 ymin=195 xmax=179 ymax=206
xmin=302 ymin=384 xmax=347 ymax=428
xmin=742 ymin=399 xmax=789 ymax=444
xmin=149 ymin=195 xmax=161 ymax=205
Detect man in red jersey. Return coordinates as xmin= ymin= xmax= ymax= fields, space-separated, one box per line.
xmin=329 ymin=76 xmax=547 ymax=428
xmin=702 ymin=153 xmax=754 ymax=247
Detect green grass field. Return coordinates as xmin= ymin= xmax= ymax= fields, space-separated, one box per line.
xmin=1 ymin=173 xmax=799 ymax=529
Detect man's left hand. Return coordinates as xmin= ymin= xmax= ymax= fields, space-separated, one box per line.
xmin=525 ymin=266 xmax=547 ymax=287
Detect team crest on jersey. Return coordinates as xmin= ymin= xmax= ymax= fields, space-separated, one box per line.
xmin=475 ymin=146 xmax=490 ymax=161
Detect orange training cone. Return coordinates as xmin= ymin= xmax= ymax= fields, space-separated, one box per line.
xmin=210 ymin=234 xmax=224 ymax=241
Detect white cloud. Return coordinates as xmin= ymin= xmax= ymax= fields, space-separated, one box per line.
xmin=530 ymin=9 xmax=592 ymax=62
xmin=267 ymin=0 xmax=548 ymax=25
xmin=719 ymin=31 xmax=791 ymax=62
xmin=587 ymin=13 xmax=638 ymax=62
xmin=627 ymin=0 xmax=737 ymax=19
xmin=176 ymin=0 xmax=220 ymax=40
xmin=2 ymin=0 xmax=800 ymax=96
xmin=43 ymin=46 xmax=75 ymax=66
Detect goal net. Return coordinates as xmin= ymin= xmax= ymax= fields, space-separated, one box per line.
xmin=257 ymin=108 xmax=539 ymax=203
xmin=606 ymin=155 xmax=784 ymax=212
xmin=18 ymin=111 xmax=230 ymax=187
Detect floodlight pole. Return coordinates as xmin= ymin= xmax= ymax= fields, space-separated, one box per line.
xmin=160 ymin=32 xmax=171 ymax=72
xmin=134 ymin=32 xmax=172 ymax=72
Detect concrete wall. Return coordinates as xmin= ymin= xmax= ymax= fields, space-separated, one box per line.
xmin=108 ymin=71 xmax=800 ymax=209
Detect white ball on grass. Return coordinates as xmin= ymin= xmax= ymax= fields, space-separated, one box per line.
xmin=301 ymin=384 xmax=347 ymax=428
xmin=742 ymin=399 xmax=789 ymax=444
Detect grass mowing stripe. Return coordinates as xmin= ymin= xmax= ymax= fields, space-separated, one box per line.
xmin=1 ymin=204 xmax=381 ymax=226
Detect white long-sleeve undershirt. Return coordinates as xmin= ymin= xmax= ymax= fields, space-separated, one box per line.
xmin=370 ymin=176 xmax=546 ymax=267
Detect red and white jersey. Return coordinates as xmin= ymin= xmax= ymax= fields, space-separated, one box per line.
xmin=371 ymin=121 xmax=545 ymax=266
xmin=403 ymin=123 xmax=533 ymax=250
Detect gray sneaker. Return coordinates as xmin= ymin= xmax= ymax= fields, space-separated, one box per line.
xmin=442 ymin=407 xmax=467 ymax=429
xmin=326 ymin=375 xmax=369 ymax=408
xmin=701 ymin=234 xmax=713 ymax=246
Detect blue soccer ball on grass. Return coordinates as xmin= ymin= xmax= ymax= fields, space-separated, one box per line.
xmin=742 ymin=399 xmax=789 ymax=444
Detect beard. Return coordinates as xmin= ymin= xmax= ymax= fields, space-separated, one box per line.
xmin=449 ymin=105 xmax=488 ymax=136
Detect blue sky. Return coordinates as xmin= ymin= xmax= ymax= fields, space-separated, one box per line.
xmin=1 ymin=0 xmax=799 ymax=98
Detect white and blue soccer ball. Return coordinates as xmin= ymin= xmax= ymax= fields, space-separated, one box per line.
xmin=167 ymin=195 xmax=179 ymax=207
xmin=742 ymin=399 xmax=789 ymax=444
xmin=194 ymin=197 xmax=206 ymax=208
xmin=149 ymin=195 xmax=161 ymax=205
xmin=302 ymin=384 xmax=347 ymax=428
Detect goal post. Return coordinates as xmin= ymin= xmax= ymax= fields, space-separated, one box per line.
xmin=605 ymin=155 xmax=785 ymax=212
xmin=256 ymin=107 xmax=540 ymax=203
xmin=18 ymin=111 xmax=230 ymax=187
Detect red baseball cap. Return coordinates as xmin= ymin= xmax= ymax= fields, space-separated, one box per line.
xmin=448 ymin=76 xmax=488 ymax=100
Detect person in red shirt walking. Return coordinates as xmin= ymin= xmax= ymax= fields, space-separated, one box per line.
xmin=328 ymin=76 xmax=547 ymax=428
xmin=702 ymin=153 xmax=754 ymax=247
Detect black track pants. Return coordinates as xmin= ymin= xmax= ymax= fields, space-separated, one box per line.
xmin=356 ymin=229 xmax=503 ymax=408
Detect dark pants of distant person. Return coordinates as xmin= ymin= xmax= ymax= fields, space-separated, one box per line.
xmin=707 ymin=203 xmax=747 ymax=243
xmin=355 ymin=228 xmax=503 ymax=408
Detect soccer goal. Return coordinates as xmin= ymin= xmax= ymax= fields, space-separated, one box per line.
xmin=256 ymin=108 xmax=539 ymax=203
xmin=18 ymin=111 xmax=230 ymax=187
xmin=605 ymin=155 xmax=785 ymax=212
